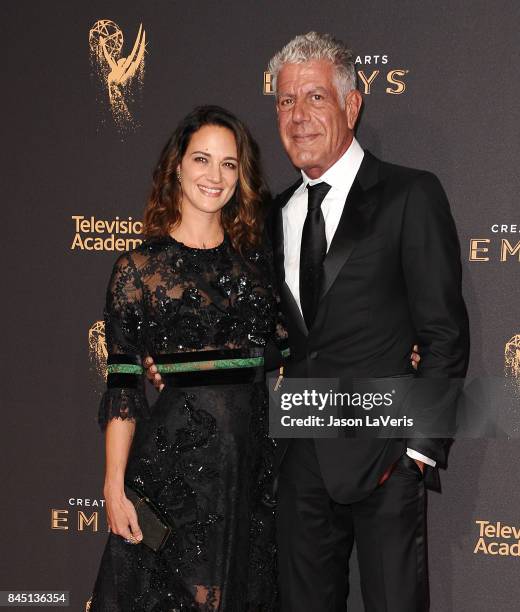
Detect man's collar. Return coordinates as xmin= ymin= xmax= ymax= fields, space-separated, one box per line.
xmin=300 ymin=138 xmax=365 ymax=189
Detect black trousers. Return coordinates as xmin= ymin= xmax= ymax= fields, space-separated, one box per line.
xmin=276 ymin=439 xmax=428 ymax=612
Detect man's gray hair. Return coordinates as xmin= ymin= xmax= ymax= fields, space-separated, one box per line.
xmin=267 ymin=32 xmax=357 ymax=104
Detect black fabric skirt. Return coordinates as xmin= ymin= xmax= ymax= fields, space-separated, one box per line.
xmin=90 ymin=378 xmax=278 ymax=611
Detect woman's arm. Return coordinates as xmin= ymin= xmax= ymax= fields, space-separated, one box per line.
xmin=103 ymin=419 xmax=142 ymax=542
xmin=98 ymin=252 xmax=149 ymax=543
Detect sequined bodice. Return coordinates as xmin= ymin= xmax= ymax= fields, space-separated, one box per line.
xmin=98 ymin=234 xmax=288 ymax=429
xmin=107 ymin=235 xmax=286 ymax=356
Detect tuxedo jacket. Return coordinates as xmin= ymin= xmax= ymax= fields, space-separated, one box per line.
xmin=266 ymin=150 xmax=470 ymax=503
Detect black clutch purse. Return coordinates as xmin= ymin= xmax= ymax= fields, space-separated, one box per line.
xmin=124 ymin=482 xmax=172 ymax=552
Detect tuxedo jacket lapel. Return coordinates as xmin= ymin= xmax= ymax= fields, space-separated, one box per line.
xmin=320 ymin=179 xmax=362 ymax=302
xmin=320 ymin=151 xmax=381 ymax=303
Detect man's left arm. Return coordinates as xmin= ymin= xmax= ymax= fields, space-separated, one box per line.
xmin=401 ymin=171 xmax=470 ymax=469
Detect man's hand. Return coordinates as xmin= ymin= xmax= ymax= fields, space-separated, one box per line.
xmin=144 ymin=356 xmax=164 ymax=391
xmin=378 ymin=463 xmax=395 ymax=485
xmin=411 ymin=344 xmax=421 ymax=370
xmin=410 ymin=347 xmax=424 ymax=474
xmin=413 ymin=459 xmax=425 ymax=473
xmin=378 ymin=456 xmax=425 ymax=485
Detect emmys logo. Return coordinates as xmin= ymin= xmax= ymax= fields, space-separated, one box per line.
xmin=89 ymin=320 xmax=107 ymax=381
xmin=505 ymin=335 xmax=520 ymax=380
xmin=89 ymin=20 xmax=147 ymax=129
xmin=264 ymin=54 xmax=408 ymax=96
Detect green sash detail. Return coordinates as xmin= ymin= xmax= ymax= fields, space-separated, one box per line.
xmin=107 ymin=350 xmax=289 ymax=376
xmin=107 ymin=364 xmax=144 ymax=375
xmin=156 ymin=356 xmax=264 ymax=374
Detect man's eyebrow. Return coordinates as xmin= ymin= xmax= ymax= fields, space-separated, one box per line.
xmin=191 ymin=151 xmax=238 ymax=161
xmin=306 ymin=86 xmax=329 ymax=94
xmin=277 ymin=86 xmax=329 ymax=97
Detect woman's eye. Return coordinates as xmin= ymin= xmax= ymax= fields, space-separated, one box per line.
xmin=194 ymin=157 xmax=208 ymax=163
xmin=224 ymin=162 xmax=237 ymax=170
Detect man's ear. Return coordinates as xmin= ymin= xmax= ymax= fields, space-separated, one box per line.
xmin=345 ymin=89 xmax=363 ymax=131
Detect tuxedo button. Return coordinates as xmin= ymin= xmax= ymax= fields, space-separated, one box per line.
xmin=309 ymin=351 xmax=319 ymax=360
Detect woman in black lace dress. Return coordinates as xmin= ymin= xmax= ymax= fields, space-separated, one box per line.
xmin=90 ymin=106 xmax=288 ymax=611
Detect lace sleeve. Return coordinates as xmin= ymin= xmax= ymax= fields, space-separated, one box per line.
xmin=97 ymin=252 xmax=150 ymax=431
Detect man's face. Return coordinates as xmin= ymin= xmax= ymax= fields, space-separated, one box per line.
xmin=276 ymin=59 xmax=362 ymax=179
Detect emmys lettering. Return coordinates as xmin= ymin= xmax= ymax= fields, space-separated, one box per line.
xmin=263 ymin=54 xmax=409 ymax=96
xmin=474 ymin=520 xmax=520 ymax=556
xmin=467 ymin=223 xmax=520 ymax=262
xmin=51 ymin=498 xmax=108 ymax=533
xmin=71 ymin=215 xmax=143 ymax=251
xmin=468 ymin=238 xmax=520 ymax=261
xmin=357 ymin=69 xmax=408 ymax=95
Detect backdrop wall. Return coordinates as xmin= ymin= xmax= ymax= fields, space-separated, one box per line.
xmin=2 ymin=1 xmax=519 ymax=610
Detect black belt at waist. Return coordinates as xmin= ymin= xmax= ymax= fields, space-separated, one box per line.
xmin=162 ymin=366 xmax=264 ymax=387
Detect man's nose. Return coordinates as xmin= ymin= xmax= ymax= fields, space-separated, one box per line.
xmin=291 ymin=98 xmax=310 ymax=123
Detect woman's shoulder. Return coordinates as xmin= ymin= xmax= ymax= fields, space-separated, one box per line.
xmin=110 ymin=235 xmax=174 ymax=273
xmin=135 ymin=234 xmax=174 ymax=258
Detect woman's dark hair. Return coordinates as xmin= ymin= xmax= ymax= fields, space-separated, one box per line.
xmin=143 ymin=105 xmax=270 ymax=253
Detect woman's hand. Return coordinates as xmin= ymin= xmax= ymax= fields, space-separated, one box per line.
xmin=104 ymin=484 xmax=143 ymax=544
xmin=144 ymin=356 xmax=164 ymax=391
xmin=411 ymin=344 xmax=421 ymax=370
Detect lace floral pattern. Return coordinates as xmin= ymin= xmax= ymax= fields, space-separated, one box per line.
xmin=98 ymin=387 xmax=151 ymax=430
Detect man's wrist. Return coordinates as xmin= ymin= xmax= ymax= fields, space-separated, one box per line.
xmin=406 ymin=447 xmax=436 ymax=467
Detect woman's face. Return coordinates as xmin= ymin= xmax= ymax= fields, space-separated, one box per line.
xmin=178 ymin=125 xmax=239 ymax=216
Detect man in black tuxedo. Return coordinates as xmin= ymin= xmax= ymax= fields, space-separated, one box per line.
xmin=265 ymin=32 xmax=469 ymax=611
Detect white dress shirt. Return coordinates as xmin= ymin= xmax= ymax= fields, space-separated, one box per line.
xmin=282 ymin=138 xmax=364 ymax=308
xmin=281 ymin=138 xmax=435 ymax=468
